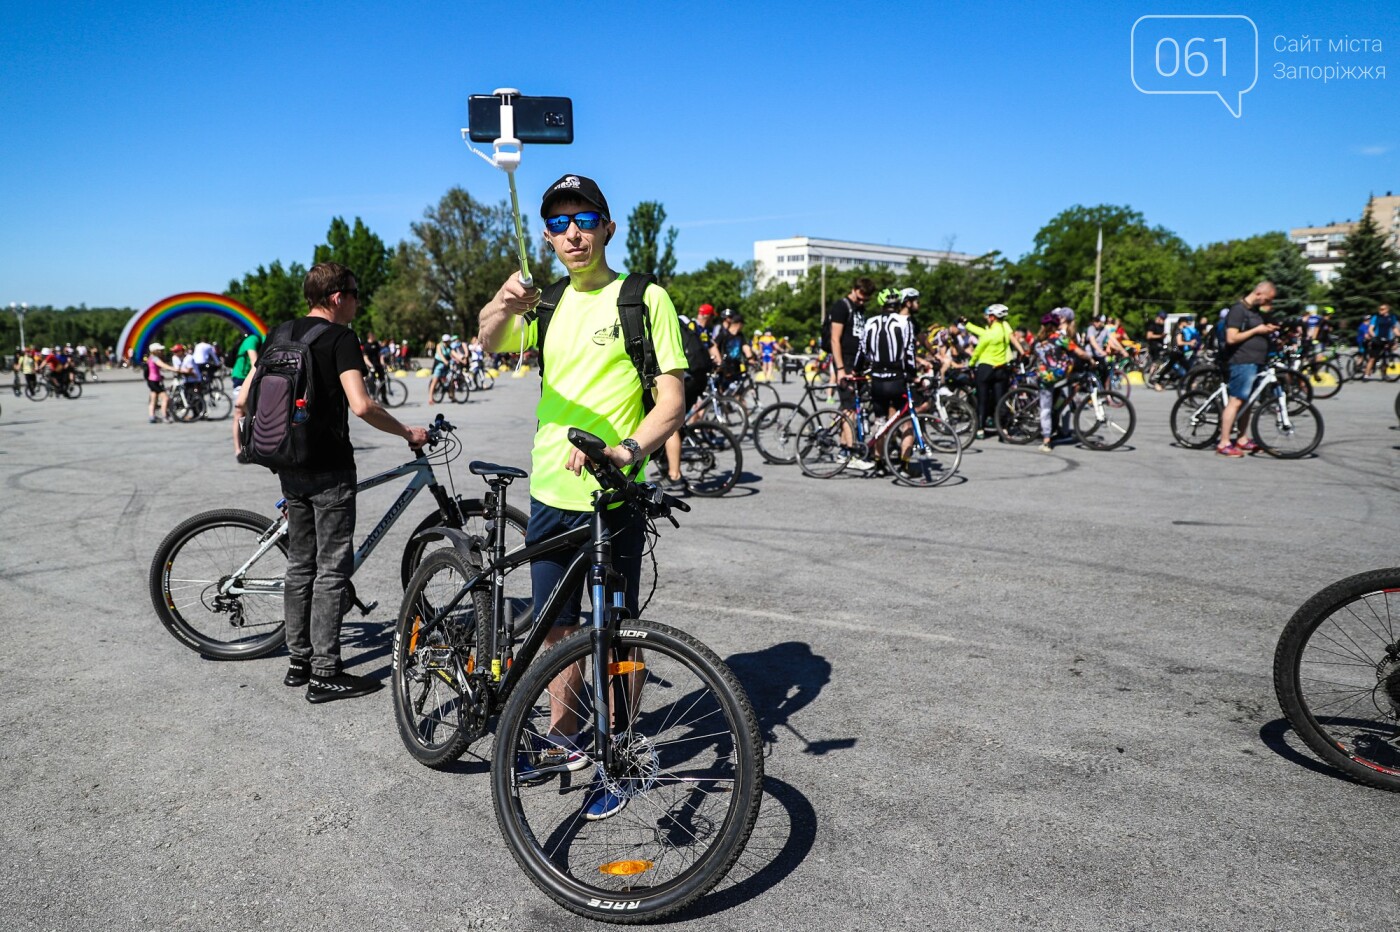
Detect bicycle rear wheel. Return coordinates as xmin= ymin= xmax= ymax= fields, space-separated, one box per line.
xmin=752 ymin=402 xmax=807 ymax=464
xmin=1072 ymin=392 xmax=1134 ymax=450
xmin=392 ymin=548 xmax=492 ymax=767
xmin=1384 ymin=351 xmax=1400 ymax=383
xmin=880 ymin=413 xmax=961 ymax=487
xmin=148 ymin=509 xmax=287 ymax=659
xmin=794 ymin=409 xmax=852 ymax=478
xmin=1252 ymin=398 xmax=1322 ymax=458
xmin=994 ymin=387 xmax=1040 ymax=445
xmin=384 ymin=378 xmax=409 ymax=407
xmin=202 ymin=390 xmax=233 ymax=421
xmin=1274 ymin=568 xmax=1400 ymax=792
xmin=680 ymin=420 xmax=742 ymax=496
xmin=1168 ymin=391 xmax=1220 ymax=449
xmin=492 ymin=620 xmax=763 ymax=923
xmin=451 ymin=379 xmax=470 ymax=404
xmin=1308 ymin=361 xmax=1344 ymax=400
xmin=941 ymin=395 xmax=977 ymax=450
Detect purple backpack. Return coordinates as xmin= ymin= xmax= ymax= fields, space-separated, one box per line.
xmin=237 ymin=320 xmax=332 ymax=471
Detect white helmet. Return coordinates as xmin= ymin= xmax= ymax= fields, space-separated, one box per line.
xmin=899 ymin=288 xmax=920 ymax=303
xmin=985 ymin=304 xmax=1010 ymax=319
xmin=440 ymin=333 xmax=452 ymax=343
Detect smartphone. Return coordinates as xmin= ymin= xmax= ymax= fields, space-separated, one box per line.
xmin=467 ymin=94 xmax=573 ymax=144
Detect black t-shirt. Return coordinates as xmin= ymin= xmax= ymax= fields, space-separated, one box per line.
xmin=827 ymin=297 xmax=865 ymax=371
xmin=281 ymin=317 xmax=365 ymax=473
xmin=1224 ymin=300 xmax=1267 ymax=366
xmin=362 ymin=337 xmax=384 ymax=374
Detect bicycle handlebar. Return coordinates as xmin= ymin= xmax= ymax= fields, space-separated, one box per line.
xmin=566 ymin=427 xmax=691 ymax=521
xmin=423 ymin=413 xmax=455 ymax=449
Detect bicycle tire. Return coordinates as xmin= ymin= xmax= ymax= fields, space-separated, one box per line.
xmin=1384 ymin=352 xmax=1400 ymax=383
xmin=752 ymin=402 xmax=808 ymax=465
xmin=202 ymin=390 xmax=233 ymax=421
xmin=1252 ymin=398 xmax=1322 ymax=459
xmin=431 ymin=382 xmax=447 ymax=404
xmin=880 ymin=413 xmax=961 ymax=487
xmin=1273 ymin=568 xmax=1400 ymax=792
xmin=170 ymin=390 xmax=200 ymax=422
xmin=943 ymin=395 xmax=977 ymax=450
xmin=1072 ymin=391 xmax=1134 ymax=451
xmin=1395 ymin=388 xmax=1400 ymax=425
xmin=794 ymin=409 xmax=852 ymax=478
xmin=27 ymin=381 xmax=49 ymax=401
xmin=1276 ymin=369 xmax=1315 ymax=405
xmin=392 ymin=547 xmax=493 ymax=767
xmin=678 ymin=419 xmax=742 ymax=496
xmin=1169 ymin=391 xmax=1221 ymax=449
xmin=399 ymin=497 xmax=529 ymax=589
xmin=492 ymin=620 xmax=763 ymax=923
xmin=1106 ymin=368 xmax=1131 ymax=405
xmin=1346 ymin=354 xmax=1365 ymax=381
xmin=1308 ymin=361 xmax=1344 ymax=400
xmin=384 ymin=378 xmax=409 ymax=407
xmin=148 ymin=509 xmax=288 ymax=659
xmin=451 ymin=379 xmax=471 ymax=404
xmin=1181 ymin=368 xmax=1220 ymax=397
xmin=63 ymin=379 xmax=83 ymax=399
xmin=994 ymin=387 xmax=1040 ymax=445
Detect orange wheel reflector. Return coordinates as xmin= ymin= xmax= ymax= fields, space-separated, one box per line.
xmin=599 ymin=860 xmax=653 ymax=877
xmin=465 ymin=655 xmax=475 ymax=674
xmin=409 ymin=617 xmax=421 ymax=653
xmin=608 ymin=661 xmax=646 ymax=675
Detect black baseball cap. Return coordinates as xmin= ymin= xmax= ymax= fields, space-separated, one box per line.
xmin=540 ymin=174 xmax=610 ymax=219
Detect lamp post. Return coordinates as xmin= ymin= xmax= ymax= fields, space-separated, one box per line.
xmin=9 ymin=302 xmax=27 ymax=351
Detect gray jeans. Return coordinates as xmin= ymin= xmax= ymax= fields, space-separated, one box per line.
xmin=280 ymin=470 xmax=356 ymax=676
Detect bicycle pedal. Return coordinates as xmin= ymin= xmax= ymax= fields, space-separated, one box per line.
xmin=353 ymin=597 xmax=379 ymax=616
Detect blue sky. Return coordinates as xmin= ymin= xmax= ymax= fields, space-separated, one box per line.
xmin=2 ymin=0 xmax=1396 ymax=308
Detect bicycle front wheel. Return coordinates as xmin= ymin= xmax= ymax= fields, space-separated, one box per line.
xmin=1308 ymin=361 xmax=1344 ymax=400
xmin=202 ymin=390 xmax=233 ymax=421
xmin=1072 ymin=392 xmax=1134 ymax=450
xmin=492 ymin=620 xmax=763 ymax=923
xmin=880 ymin=413 xmax=961 ymax=487
xmin=795 ymin=409 xmax=852 ymax=478
xmin=451 ymin=380 xmax=470 ymax=404
xmin=1252 ymin=398 xmax=1322 ymax=458
xmin=1274 ymin=568 xmax=1400 ymax=792
xmin=752 ymin=402 xmax=808 ymax=464
xmin=63 ymin=379 xmax=83 ymax=399
xmin=393 ymin=548 xmax=492 ymax=768
xmin=384 ymin=378 xmax=409 ymax=407
xmin=1169 ymin=391 xmax=1221 ymax=449
xmin=680 ymin=420 xmax=742 ymax=496
xmin=994 ymin=387 xmax=1040 ymax=445
xmin=148 ymin=509 xmax=287 ymax=659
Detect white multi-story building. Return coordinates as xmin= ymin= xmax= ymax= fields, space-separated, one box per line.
xmin=1290 ymin=192 xmax=1400 ymax=285
xmin=754 ymin=236 xmax=976 ymax=287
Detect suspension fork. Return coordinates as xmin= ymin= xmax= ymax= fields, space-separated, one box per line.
xmin=588 ymin=509 xmax=617 ymax=774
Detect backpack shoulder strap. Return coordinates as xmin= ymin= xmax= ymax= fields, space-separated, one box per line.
xmin=617 ymin=273 xmax=660 ymax=413
xmin=524 ymin=276 xmax=571 ymax=377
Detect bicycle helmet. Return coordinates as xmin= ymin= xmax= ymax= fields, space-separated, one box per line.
xmin=985 ymin=304 xmax=1009 ymax=319
xmin=1052 ymin=307 xmax=1075 ymax=323
xmin=1040 ymin=313 xmax=1060 ymax=327
xmin=720 ymin=308 xmax=736 ymax=320
xmin=876 ymin=287 xmax=901 ymax=309
xmin=899 ymin=287 xmax=920 ymax=303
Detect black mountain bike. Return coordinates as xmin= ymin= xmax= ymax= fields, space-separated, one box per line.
xmin=392 ymin=429 xmax=763 ymax=922
xmin=1274 ymin=568 xmax=1400 ymax=791
xmin=149 ymin=416 xmax=526 ymax=659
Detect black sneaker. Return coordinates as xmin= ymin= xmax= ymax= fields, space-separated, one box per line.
xmin=306 ymin=670 xmax=383 ymax=704
xmin=284 ymin=658 xmax=311 ymax=687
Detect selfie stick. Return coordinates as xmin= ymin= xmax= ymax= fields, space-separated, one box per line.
xmin=462 ymin=87 xmax=533 ymax=288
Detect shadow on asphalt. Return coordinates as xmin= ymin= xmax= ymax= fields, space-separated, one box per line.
xmin=726 ymin=641 xmax=856 ymax=757
xmin=1257 ymin=717 xmax=1353 ymax=786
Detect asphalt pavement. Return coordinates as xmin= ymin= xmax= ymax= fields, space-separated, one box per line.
xmin=1 ymin=368 xmax=1397 ymax=931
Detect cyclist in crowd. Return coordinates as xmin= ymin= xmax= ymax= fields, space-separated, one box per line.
xmin=13 ymin=347 xmax=37 ymax=396
xmin=467 ymin=336 xmax=486 ymax=377
xmin=1362 ymin=303 xmax=1396 ymax=380
xmin=1216 ymin=281 xmax=1278 ymax=458
xmin=427 ymin=333 xmax=453 ymax=405
xmin=229 ymin=329 xmax=262 ymax=390
xmin=659 ymin=304 xmax=723 ymax=493
xmin=828 ymin=278 xmax=874 ymax=453
xmin=477 ymin=173 xmax=686 ymax=819
xmin=1144 ymin=311 xmax=1167 ymax=361
xmin=758 ymin=329 xmax=778 ymax=381
xmin=860 ymin=287 xmax=917 ymax=426
xmin=715 ymin=309 xmax=755 ymax=391
xmin=43 ymin=345 xmax=73 ymax=394
xmin=361 ymin=331 xmax=387 ymax=397
xmin=966 ymin=304 xmax=1024 ymax=440
xmin=192 ymin=340 xmax=221 ymax=382
xmin=1033 ymin=312 xmax=1092 ymax=452
xmin=144 ymin=342 xmax=178 ymax=422
xmin=170 ymin=344 xmax=205 ymax=401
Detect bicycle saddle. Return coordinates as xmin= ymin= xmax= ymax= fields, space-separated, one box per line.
xmin=469 ymin=460 xmax=528 ymax=480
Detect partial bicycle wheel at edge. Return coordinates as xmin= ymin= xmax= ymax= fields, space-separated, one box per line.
xmin=1273 ymin=568 xmax=1400 ymax=792
xmin=148 ymin=509 xmax=288 ymax=659
xmin=492 ymin=620 xmax=763 ymax=923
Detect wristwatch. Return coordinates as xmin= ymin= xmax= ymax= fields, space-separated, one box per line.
xmin=619 ymin=438 xmax=642 ymax=463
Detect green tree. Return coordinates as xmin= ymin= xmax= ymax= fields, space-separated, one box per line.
xmin=1262 ymin=239 xmax=1315 ymax=317
xmin=624 ymin=201 xmax=677 ymax=283
xmin=1178 ymin=232 xmax=1289 ymax=317
xmin=667 ymin=259 xmax=751 ymax=321
xmin=373 ymin=186 xmax=527 ymax=342
xmin=313 ymin=216 xmax=392 ymax=308
xmin=1329 ymin=206 xmax=1400 ymax=326
xmin=225 ymin=260 xmax=309 ymax=330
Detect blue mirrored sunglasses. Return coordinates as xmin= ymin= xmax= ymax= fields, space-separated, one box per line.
xmin=544 ymin=210 xmax=605 ymax=234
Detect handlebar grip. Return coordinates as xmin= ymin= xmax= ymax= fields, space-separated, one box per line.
xmin=661 ymin=491 xmax=691 ymax=513
xmin=567 ymin=427 xmax=609 ymax=464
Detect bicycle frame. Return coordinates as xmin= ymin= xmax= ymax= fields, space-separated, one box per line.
xmin=219 ymin=455 xmax=456 ymax=601
xmin=1188 ymin=366 xmax=1293 ymax=430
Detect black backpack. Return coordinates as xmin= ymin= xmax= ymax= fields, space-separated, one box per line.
xmin=530 ymin=273 xmax=662 ymax=413
xmin=677 ymin=316 xmax=715 ymax=376
xmin=237 ymin=320 xmax=334 ymax=471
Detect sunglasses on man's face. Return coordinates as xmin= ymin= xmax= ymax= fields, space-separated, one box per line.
xmin=544 ymin=211 xmax=606 ymax=234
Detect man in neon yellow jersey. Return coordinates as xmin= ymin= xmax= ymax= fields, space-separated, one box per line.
xmin=966 ymin=303 xmax=1025 ymax=439
xmin=477 ymin=174 xmax=686 ymax=820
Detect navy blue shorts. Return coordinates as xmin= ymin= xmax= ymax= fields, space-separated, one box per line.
xmin=525 ymin=498 xmax=646 ymax=626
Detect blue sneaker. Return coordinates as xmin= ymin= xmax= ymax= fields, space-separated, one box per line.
xmin=582 ymin=785 xmax=629 ymax=822
xmin=516 ymin=732 xmax=591 ymax=785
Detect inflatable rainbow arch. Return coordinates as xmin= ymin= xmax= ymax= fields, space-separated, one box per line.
xmin=118 ymin=292 xmax=268 ymax=362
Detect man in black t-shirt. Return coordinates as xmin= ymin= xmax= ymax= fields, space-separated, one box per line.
xmin=1217 ymin=281 xmax=1277 ymax=457
xmin=826 ymin=277 xmax=874 ymax=463
xmin=233 ymin=262 xmax=428 ymax=701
